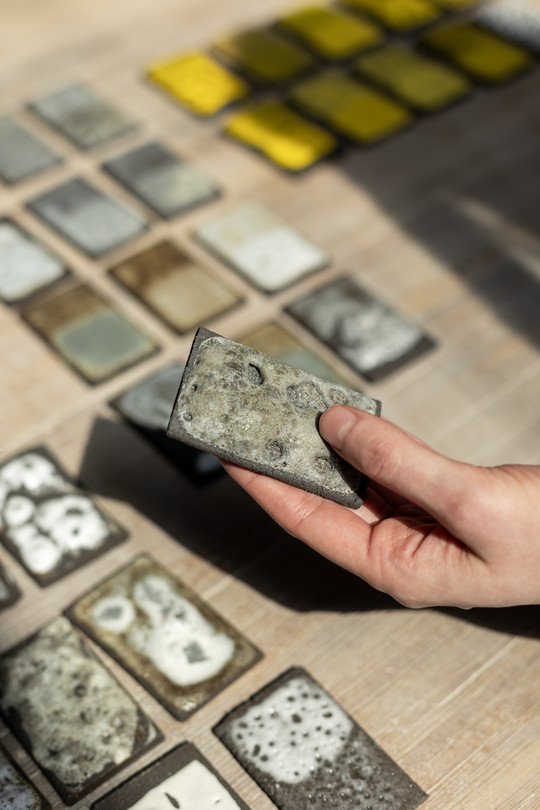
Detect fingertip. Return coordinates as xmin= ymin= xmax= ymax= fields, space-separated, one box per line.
xmin=319 ymin=404 xmax=373 ymax=450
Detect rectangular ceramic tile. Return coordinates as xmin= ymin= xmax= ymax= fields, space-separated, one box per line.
xmin=287 ymin=276 xmax=435 ymax=381
xmin=167 ymin=328 xmax=380 ymax=507
xmin=193 ymin=201 xmax=329 ymax=291
xmin=0 ymin=446 xmax=127 ymax=586
xmin=103 ymin=142 xmax=220 ymax=219
xmin=224 ymin=101 xmax=338 ymax=172
xmin=0 ymin=116 xmax=60 ymax=184
xmin=27 ymin=178 xmax=147 ymax=258
xmin=340 ymin=0 xmax=441 ymax=31
xmin=0 ymin=561 xmax=21 ymax=610
xmin=92 ymin=742 xmax=251 ymax=810
xmin=430 ymin=0 xmax=479 ymax=8
xmin=0 ymin=616 xmax=160 ymax=805
xmin=0 ymin=219 xmax=67 ymax=304
xmin=475 ymin=0 xmax=540 ymax=52
xmin=28 ymin=84 xmax=135 ymax=149
xmin=110 ymin=362 xmax=223 ymax=483
xmin=22 ymin=283 xmax=158 ymax=384
xmin=67 ymin=554 xmax=262 ymax=720
xmin=277 ymin=5 xmax=383 ymax=61
xmin=213 ymin=28 xmax=315 ymax=85
xmin=290 ymin=70 xmax=412 ymax=144
xmin=0 ymin=743 xmax=51 ymax=809
xmin=147 ymin=51 xmax=250 ymax=116
xmin=214 ymin=667 xmax=427 ymax=810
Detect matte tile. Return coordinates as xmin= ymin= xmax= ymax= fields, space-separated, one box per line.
xmin=0 ymin=219 xmax=67 ymax=304
xmin=214 ymin=28 xmax=315 ymax=85
xmin=287 ymin=276 xmax=435 ymax=381
xmin=475 ymin=0 xmax=540 ymax=52
xmin=214 ymin=666 xmax=427 ymax=810
xmin=0 ymin=743 xmax=51 ymax=809
xmin=22 ymin=284 xmax=158 ymax=384
xmin=0 ymin=446 xmax=127 ymax=586
xmin=193 ymin=201 xmax=329 ymax=291
xmin=67 ymin=554 xmax=262 ymax=720
xmin=103 ymin=142 xmax=220 ymax=219
xmin=29 ymin=84 xmax=135 ymax=150
xmin=27 ymin=178 xmax=147 ymax=258
xmin=277 ymin=5 xmax=383 ymax=61
xmin=92 ymin=742 xmax=251 ymax=810
xmin=0 ymin=561 xmax=21 ymax=610
xmin=340 ymin=0 xmax=441 ymax=31
xmin=0 ymin=616 xmax=160 ymax=805
xmin=110 ymin=241 xmax=241 ymax=333
xmin=0 ymin=116 xmax=60 ymax=184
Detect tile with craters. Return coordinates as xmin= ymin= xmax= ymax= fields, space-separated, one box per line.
xmin=0 ymin=743 xmax=51 ymax=809
xmin=213 ymin=28 xmax=315 ymax=86
xmin=0 ymin=117 xmax=60 ymax=184
xmin=0 ymin=561 xmax=21 ymax=610
xmin=167 ymin=328 xmax=380 ymax=507
xmin=287 ymin=276 xmax=435 ymax=381
xmin=475 ymin=0 xmax=540 ymax=52
xmin=277 ymin=5 xmax=383 ymax=61
xmin=0 ymin=617 xmax=161 ymax=805
xmin=28 ymin=84 xmax=135 ymax=150
xmin=214 ymin=667 xmax=427 ymax=810
xmin=0 ymin=219 xmax=67 ymax=304
xmin=340 ymin=0 xmax=441 ymax=32
xmin=67 ymin=554 xmax=262 ymax=720
xmin=193 ymin=201 xmax=329 ymax=292
xmin=0 ymin=446 xmax=127 ymax=586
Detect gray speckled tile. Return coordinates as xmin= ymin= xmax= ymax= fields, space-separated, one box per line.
xmin=0 ymin=561 xmax=21 ymax=610
xmin=0 ymin=446 xmax=127 ymax=586
xmin=0 ymin=117 xmax=60 ymax=184
xmin=67 ymin=554 xmax=262 ymax=720
xmin=214 ymin=667 xmax=427 ymax=810
xmin=0 ymin=616 xmax=161 ymax=806
xmin=0 ymin=219 xmax=67 ymax=304
xmin=475 ymin=0 xmax=540 ymax=51
xmin=287 ymin=276 xmax=435 ymax=381
xmin=0 ymin=743 xmax=51 ymax=809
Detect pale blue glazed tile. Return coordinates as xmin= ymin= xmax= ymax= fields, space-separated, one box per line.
xmin=0 ymin=116 xmax=60 ymax=183
xmin=0 ymin=743 xmax=51 ymax=808
xmin=0 ymin=219 xmax=67 ymax=303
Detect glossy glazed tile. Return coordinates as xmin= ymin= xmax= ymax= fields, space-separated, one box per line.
xmin=214 ymin=667 xmax=427 ymax=810
xmin=287 ymin=276 xmax=435 ymax=381
xmin=213 ymin=28 xmax=315 ymax=85
xmin=0 ymin=562 xmax=21 ymax=610
xmin=193 ymin=201 xmax=329 ymax=291
xmin=340 ymin=0 xmax=441 ymax=31
xmin=277 ymin=5 xmax=383 ymax=61
xmin=0 ymin=743 xmax=51 ymax=809
xmin=0 ymin=616 xmax=160 ymax=805
xmin=475 ymin=0 xmax=540 ymax=52
xmin=0 ymin=117 xmax=60 ymax=184
xmin=0 ymin=446 xmax=127 ymax=586
xmin=22 ymin=283 xmax=158 ymax=383
xmin=0 ymin=219 xmax=67 ymax=304
xmin=67 ymin=554 xmax=262 ymax=719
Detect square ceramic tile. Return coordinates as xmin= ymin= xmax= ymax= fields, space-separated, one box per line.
xmin=67 ymin=554 xmax=262 ymax=719
xmin=214 ymin=667 xmax=427 ymax=810
xmin=22 ymin=283 xmax=158 ymax=384
xmin=0 ymin=219 xmax=67 ymax=303
xmin=0 ymin=616 xmax=161 ymax=805
xmin=28 ymin=84 xmax=135 ymax=149
xmin=213 ymin=28 xmax=315 ymax=85
xmin=277 ymin=6 xmax=383 ymax=61
xmin=27 ymin=178 xmax=147 ymax=258
xmin=287 ymin=277 xmax=435 ymax=381
xmin=340 ymin=0 xmax=441 ymax=31
xmin=0 ymin=446 xmax=127 ymax=586
xmin=193 ymin=201 xmax=329 ymax=292
xmin=475 ymin=0 xmax=540 ymax=51
xmin=0 ymin=561 xmax=21 ymax=610
xmin=0 ymin=116 xmax=60 ymax=184
xmin=0 ymin=743 xmax=51 ymax=809
xmin=110 ymin=241 xmax=241 ymax=332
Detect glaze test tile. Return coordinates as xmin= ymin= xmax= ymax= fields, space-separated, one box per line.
xmin=213 ymin=28 xmax=315 ymax=85
xmin=0 ymin=743 xmax=51 ymax=809
xmin=340 ymin=0 xmax=441 ymax=31
xmin=23 ymin=283 xmax=158 ymax=384
xmin=475 ymin=0 xmax=540 ymax=51
xmin=287 ymin=277 xmax=434 ymax=381
xmin=92 ymin=742 xmax=251 ymax=810
xmin=0 ymin=562 xmax=21 ymax=610
xmin=193 ymin=201 xmax=329 ymax=291
xmin=28 ymin=84 xmax=135 ymax=149
xmin=0 ymin=617 xmax=160 ymax=805
xmin=277 ymin=5 xmax=383 ymax=61
xmin=214 ymin=667 xmax=427 ymax=810
xmin=0 ymin=117 xmax=60 ymax=184
xmin=110 ymin=241 xmax=241 ymax=332
xmin=0 ymin=220 xmax=67 ymax=304
xmin=67 ymin=554 xmax=262 ymax=719
xmin=0 ymin=446 xmax=127 ymax=586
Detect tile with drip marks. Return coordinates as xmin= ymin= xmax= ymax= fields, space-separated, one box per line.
xmin=0 ymin=616 xmax=160 ymax=805
xmin=277 ymin=5 xmax=383 ymax=61
xmin=67 ymin=554 xmax=262 ymax=720
xmin=474 ymin=0 xmax=540 ymax=52
xmin=340 ymin=0 xmax=441 ymax=32
xmin=0 ymin=219 xmax=67 ymax=304
xmin=213 ymin=28 xmax=315 ymax=86
xmin=0 ymin=117 xmax=60 ymax=184
xmin=287 ymin=276 xmax=435 ymax=381
xmin=0 ymin=742 xmax=51 ymax=809
xmin=0 ymin=446 xmax=127 ymax=586
xmin=214 ymin=667 xmax=427 ymax=810
xmin=0 ymin=561 xmax=21 ymax=610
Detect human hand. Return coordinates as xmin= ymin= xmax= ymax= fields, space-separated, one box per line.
xmin=223 ymin=405 xmax=540 ymax=608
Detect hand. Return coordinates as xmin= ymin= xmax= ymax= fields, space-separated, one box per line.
xmin=223 ymin=405 xmax=540 ymax=608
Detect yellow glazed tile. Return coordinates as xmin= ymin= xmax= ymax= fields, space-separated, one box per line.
xmin=277 ymin=5 xmax=383 ymax=60
xmin=340 ymin=0 xmax=441 ymax=32
xmin=147 ymin=51 xmax=249 ymax=116
xmin=214 ymin=29 xmax=314 ymax=85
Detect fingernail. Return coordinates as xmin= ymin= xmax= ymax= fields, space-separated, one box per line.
xmin=319 ymin=405 xmax=357 ymax=450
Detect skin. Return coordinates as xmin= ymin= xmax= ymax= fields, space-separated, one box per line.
xmin=223 ymin=405 xmax=540 ymax=609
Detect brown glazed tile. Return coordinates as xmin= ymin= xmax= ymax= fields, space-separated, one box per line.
xmin=0 ymin=561 xmax=21 ymax=610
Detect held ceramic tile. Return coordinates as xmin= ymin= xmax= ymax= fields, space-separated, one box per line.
xmin=213 ymin=28 xmax=315 ymax=85
xmin=193 ymin=201 xmax=329 ymax=292
xmin=0 ymin=117 xmax=60 ymax=184
xmin=110 ymin=241 xmax=242 ymax=333
xmin=110 ymin=362 xmax=223 ymax=483
xmin=214 ymin=667 xmax=427 ymax=810
xmin=287 ymin=277 xmax=435 ymax=381
xmin=103 ymin=142 xmax=220 ymax=219
xmin=0 ymin=446 xmax=127 ymax=586
xmin=277 ymin=5 xmax=383 ymax=61
xmin=340 ymin=0 xmax=441 ymax=31
xmin=475 ymin=0 xmax=540 ymax=52
xmin=0 ymin=562 xmax=21 ymax=610
xmin=0 ymin=219 xmax=67 ymax=304
xmin=67 ymin=554 xmax=262 ymax=720
xmin=0 ymin=616 xmax=161 ymax=805
xmin=28 ymin=84 xmax=136 ymax=150
xmin=22 ymin=283 xmax=158 ymax=384
xmin=0 ymin=743 xmax=51 ymax=809
xmin=167 ymin=328 xmax=381 ymax=507
xmin=92 ymin=742 xmax=251 ymax=810
xmin=27 ymin=178 xmax=147 ymax=258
